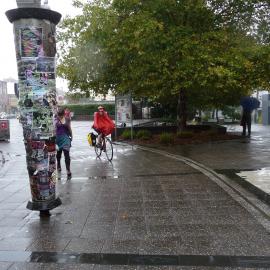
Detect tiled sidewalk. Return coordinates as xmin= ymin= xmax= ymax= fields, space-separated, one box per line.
xmin=154 ymin=124 xmax=270 ymax=203
xmin=0 ymin=121 xmax=270 ymax=269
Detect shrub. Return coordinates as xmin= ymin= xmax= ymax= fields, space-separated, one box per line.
xmin=159 ymin=133 xmax=174 ymax=144
xmin=136 ymin=130 xmax=152 ymax=140
xmin=203 ymin=129 xmax=217 ymax=136
xmin=121 ymin=129 xmax=132 ymax=140
xmin=177 ymin=131 xmax=194 ymax=139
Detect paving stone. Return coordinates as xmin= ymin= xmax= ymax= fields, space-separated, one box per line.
xmin=0 ymin=237 xmax=32 ymax=251
xmin=145 ymin=215 xmax=175 ymax=226
xmin=118 ymin=210 xmax=144 ymax=217
xmin=116 ymin=215 xmax=146 ymax=227
xmin=0 ymin=262 xmax=13 ymax=270
xmin=146 ymin=225 xmax=180 ymax=239
xmin=139 ymin=237 xmax=181 ymax=255
xmin=114 ymin=225 xmax=147 ymax=241
xmin=86 ymin=215 xmax=117 ymax=226
xmin=81 ymin=225 xmax=114 ymax=240
xmin=0 ymin=203 xmax=21 ymax=210
xmin=0 ymin=217 xmax=27 ymax=227
xmin=65 ymin=238 xmax=104 ymax=253
xmin=120 ymin=201 xmax=143 ymax=208
xmin=102 ymin=239 xmax=141 ymax=254
xmin=26 ymin=238 xmax=71 ymax=252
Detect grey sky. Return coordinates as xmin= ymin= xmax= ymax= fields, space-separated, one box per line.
xmin=0 ymin=0 xmax=81 ymax=90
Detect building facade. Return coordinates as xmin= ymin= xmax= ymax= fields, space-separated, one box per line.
xmin=0 ymin=81 xmax=8 ymax=112
xmin=7 ymin=94 xmax=18 ymax=114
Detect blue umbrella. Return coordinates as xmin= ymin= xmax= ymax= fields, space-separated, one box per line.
xmin=240 ymin=96 xmax=260 ymax=111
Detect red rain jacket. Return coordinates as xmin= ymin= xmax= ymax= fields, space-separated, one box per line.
xmin=93 ymin=111 xmax=115 ymax=136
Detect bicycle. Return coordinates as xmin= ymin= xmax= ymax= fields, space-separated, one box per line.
xmin=94 ymin=134 xmax=114 ymax=162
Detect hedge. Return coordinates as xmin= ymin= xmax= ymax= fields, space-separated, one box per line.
xmin=62 ymin=104 xmax=115 ymax=116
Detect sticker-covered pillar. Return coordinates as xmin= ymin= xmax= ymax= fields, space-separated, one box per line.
xmin=6 ymin=2 xmax=62 ymax=215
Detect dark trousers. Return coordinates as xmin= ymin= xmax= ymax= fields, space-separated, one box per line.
xmin=56 ymin=149 xmax=70 ymax=171
xmin=241 ymin=112 xmax=251 ymax=136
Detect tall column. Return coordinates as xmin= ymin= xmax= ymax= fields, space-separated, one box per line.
xmin=6 ymin=4 xmax=62 ymax=215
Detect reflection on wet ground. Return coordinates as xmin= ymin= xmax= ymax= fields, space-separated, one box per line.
xmin=0 ymin=250 xmax=270 ymax=268
xmin=237 ymin=168 xmax=270 ymax=194
xmin=216 ymin=168 xmax=270 ymax=205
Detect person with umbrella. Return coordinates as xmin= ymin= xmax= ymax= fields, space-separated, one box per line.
xmin=240 ymin=96 xmax=260 ymax=137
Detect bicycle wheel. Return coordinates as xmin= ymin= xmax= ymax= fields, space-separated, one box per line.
xmin=104 ymin=137 xmax=113 ymax=161
xmin=94 ymin=141 xmax=102 ymax=158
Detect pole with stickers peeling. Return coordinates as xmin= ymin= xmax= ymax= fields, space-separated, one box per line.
xmin=6 ymin=0 xmax=62 ymax=217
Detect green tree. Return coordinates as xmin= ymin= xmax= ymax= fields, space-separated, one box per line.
xmin=58 ymin=0 xmax=270 ymax=130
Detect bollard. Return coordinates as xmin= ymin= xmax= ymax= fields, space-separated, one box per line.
xmin=6 ymin=4 xmax=62 ymax=216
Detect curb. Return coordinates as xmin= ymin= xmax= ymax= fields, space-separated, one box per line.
xmin=216 ymin=169 xmax=270 ymax=206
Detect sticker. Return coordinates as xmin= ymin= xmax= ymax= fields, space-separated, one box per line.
xmin=32 ymin=109 xmax=54 ymax=138
xmin=36 ymin=57 xmax=55 ymax=72
xmin=30 ymin=140 xmax=45 ymax=150
xmin=43 ymin=24 xmax=56 ymax=57
xmin=20 ymin=27 xmax=43 ymax=58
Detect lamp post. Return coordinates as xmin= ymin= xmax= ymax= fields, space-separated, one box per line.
xmin=6 ymin=0 xmax=62 ymax=216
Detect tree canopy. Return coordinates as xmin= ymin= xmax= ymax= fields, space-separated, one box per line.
xmin=58 ymin=0 xmax=270 ymax=128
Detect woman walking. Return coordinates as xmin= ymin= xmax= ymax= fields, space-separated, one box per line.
xmin=55 ymin=108 xmax=72 ymax=178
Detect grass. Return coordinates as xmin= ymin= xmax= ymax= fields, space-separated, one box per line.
xmin=121 ymin=129 xmax=132 ymax=140
xmin=136 ymin=130 xmax=152 ymax=140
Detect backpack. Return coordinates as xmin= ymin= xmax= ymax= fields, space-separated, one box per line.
xmin=87 ymin=132 xmax=96 ymax=146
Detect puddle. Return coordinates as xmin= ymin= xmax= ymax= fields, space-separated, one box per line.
xmin=237 ymin=168 xmax=270 ymax=188
xmin=216 ymin=168 xmax=270 ymax=204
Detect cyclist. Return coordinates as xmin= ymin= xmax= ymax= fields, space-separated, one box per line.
xmin=92 ymin=106 xmax=115 ymax=147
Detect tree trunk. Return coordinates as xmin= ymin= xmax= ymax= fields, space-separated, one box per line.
xmin=177 ymin=89 xmax=187 ymax=131
xmin=216 ymin=109 xmax=219 ymax=122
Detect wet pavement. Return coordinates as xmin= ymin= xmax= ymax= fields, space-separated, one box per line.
xmin=0 ymin=120 xmax=270 ymax=269
xmin=154 ymin=124 xmax=270 ymax=202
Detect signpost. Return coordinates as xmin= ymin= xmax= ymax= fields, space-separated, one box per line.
xmin=115 ymin=94 xmax=133 ymax=140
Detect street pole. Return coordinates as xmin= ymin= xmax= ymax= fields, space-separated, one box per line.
xmin=114 ymin=97 xmax=117 ymax=141
xmin=130 ymin=94 xmax=134 ymax=141
xmin=6 ymin=0 xmax=62 ymax=216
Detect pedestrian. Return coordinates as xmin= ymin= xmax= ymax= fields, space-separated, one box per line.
xmin=240 ymin=96 xmax=260 ymax=137
xmin=92 ymin=105 xmax=115 ymax=147
xmin=240 ymin=108 xmax=252 ymax=137
xmin=55 ymin=108 xmax=72 ymax=178
xmin=64 ymin=107 xmax=71 ymax=121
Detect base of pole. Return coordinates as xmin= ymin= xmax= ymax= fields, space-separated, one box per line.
xmin=39 ymin=210 xmax=51 ymax=217
xmin=26 ymin=197 xmax=62 ymax=211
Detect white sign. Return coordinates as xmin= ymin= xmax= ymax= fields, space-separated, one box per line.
xmin=116 ymin=94 xmax=132 ymax=123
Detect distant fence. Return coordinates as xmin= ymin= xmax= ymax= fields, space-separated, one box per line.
xmin=72 ymin=115 xmax=115 ymax=121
